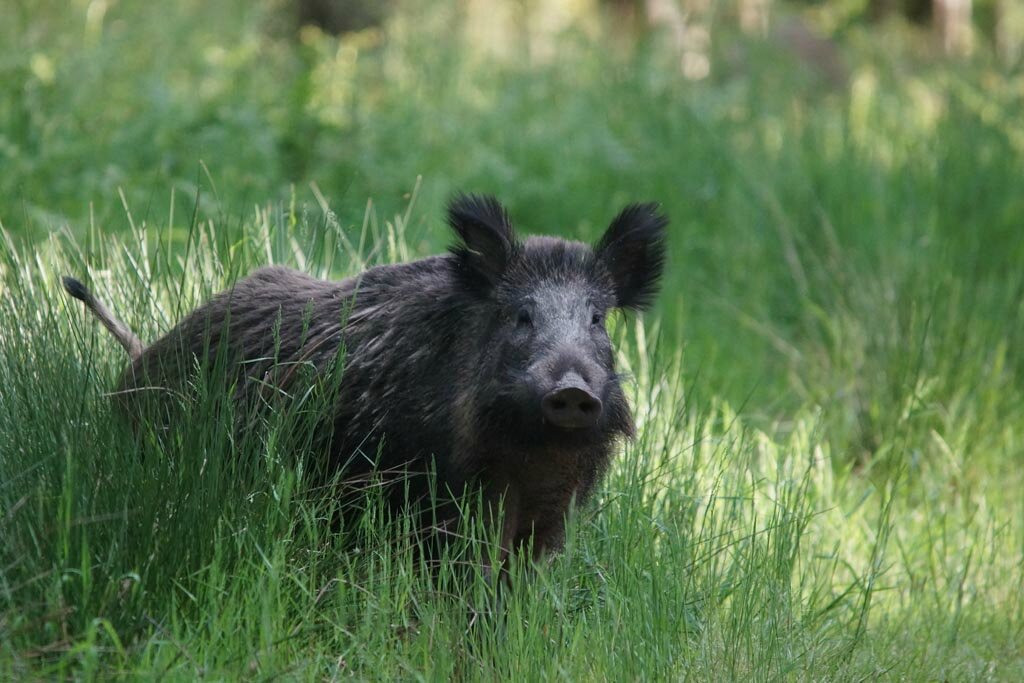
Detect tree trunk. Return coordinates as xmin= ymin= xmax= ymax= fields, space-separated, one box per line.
xmin=996 ymin=0 xmax=1024 ymax=66
xmin=868 ymin=0 xmax=898 ymax=22
xmin=738 ymin=0 xmax=771 ymax=36
xmin=933 ymin=0 xmax=972 ymax=55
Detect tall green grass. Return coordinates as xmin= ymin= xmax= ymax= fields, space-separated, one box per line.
xmin=1 ymin=0 xmax=1023 ymax=679
xmin=1 ymin=196 xmax=1021 ymax=679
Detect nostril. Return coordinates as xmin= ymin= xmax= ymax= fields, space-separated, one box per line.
xmin=542 ymin=385 xmax=603 ymax=429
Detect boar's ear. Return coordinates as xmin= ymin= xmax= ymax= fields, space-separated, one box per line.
xmin=447 ymin=193 xmax=519 ymax=288
xmin=594 ymin=203 xmax=668 ymax=311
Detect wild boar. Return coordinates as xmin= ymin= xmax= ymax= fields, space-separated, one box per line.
xmin=64 ymin=194 xmax=667 ymax=560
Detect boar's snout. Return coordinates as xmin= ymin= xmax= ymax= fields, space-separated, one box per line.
xmin=541 ymin=371 xmax=603 ymax=430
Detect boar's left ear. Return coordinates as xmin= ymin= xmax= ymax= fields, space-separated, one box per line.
xmin=594 ymin=203 xmax=668 ymax=311
xmin=447 ymin=193 xmax=519 ymax=288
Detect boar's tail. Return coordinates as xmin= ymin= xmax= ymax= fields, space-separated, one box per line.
xmin=62 ymin=276 xmax=144 ymax=362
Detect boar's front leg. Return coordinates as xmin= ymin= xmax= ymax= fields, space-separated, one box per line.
xmin=471 ymin=476 xmax=521 ymax=582
xmin=520 ymin=519 xmax=566 ymax=561
xmin=489 ymin=479 xmax=521 ymax=563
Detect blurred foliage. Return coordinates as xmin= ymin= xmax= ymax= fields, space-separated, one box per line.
xmin=1 ymin=0 xmax=1020 ymax=233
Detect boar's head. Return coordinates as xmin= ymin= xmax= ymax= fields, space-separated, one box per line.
xmin=447 ymin=194 xmax=667 ymax=453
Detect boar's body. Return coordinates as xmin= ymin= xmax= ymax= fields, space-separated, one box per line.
xmin=72 ymin=195 xmax=667 ymax=558
xmin=128 ymin=259 xmax=471 ymax=487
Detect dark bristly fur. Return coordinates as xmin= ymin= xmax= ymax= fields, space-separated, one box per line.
xmin=63 ymin=194 xmax=667 ymax=561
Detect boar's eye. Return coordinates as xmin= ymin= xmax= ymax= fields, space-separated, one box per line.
xmin=516 ymin=307 xmax=533 ymax=327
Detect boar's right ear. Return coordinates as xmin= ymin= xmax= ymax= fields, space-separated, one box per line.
xmin=594 ymin=203 xmax=668 ymax=311
xmin=447 ymin=193 xmax=519 ymax=288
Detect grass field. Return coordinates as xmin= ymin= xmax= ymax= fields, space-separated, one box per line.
xmin=2 ymin=1 xmax=1023 ymax=679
